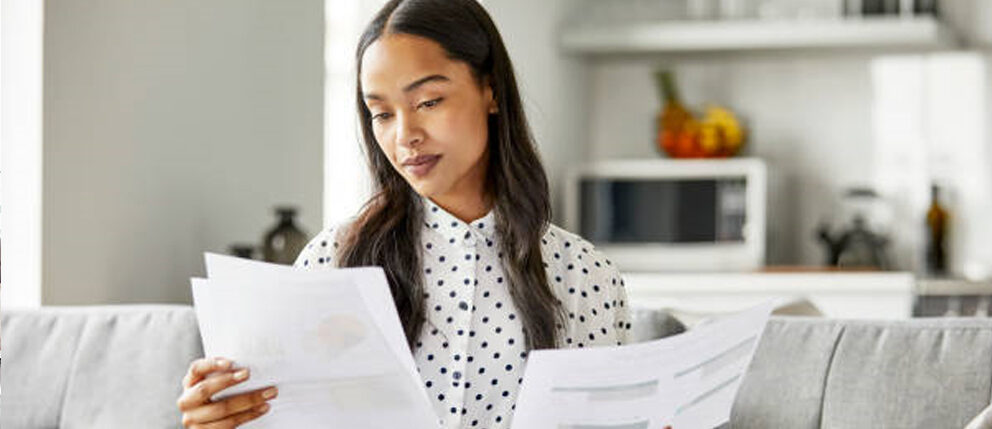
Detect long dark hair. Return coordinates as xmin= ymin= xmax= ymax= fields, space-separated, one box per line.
xmin=338 ymin=0 xmax=561 ymax=351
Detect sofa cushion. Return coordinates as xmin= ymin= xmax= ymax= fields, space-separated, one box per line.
xmin=730 ymin=317 xmax=844 ymax=428
xmin=725 ymin=316 xmax=992 ymax=429
xmin=820 ymin=318 xmax=992 ymax=428
xmin=1 ymin=310 xmax=89 ymax=427
xmin=1 ymin=306 xmax=203 ymax=429
xmin=629 ymin=307 xmax=686 ymax=342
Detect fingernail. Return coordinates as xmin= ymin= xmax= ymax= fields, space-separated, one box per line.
xmin=233 ymin=369 xmax=249 ymax=381
xmin=257 ymin=403 xmax=270 ymax=413
xmin=262 ymin=387 xmax=278 ymax=399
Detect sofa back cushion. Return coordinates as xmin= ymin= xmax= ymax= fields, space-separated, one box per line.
xmin=731 ymin=317 xmax=992 ymax=428
xmin=1 ymin=306 xmax=202 ymax=429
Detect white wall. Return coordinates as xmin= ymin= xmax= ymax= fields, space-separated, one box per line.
xmin=485 ymin=0 xmax=589 ymax=226
xmin=1 ymin=0 xmax=45 ymax=308
xmin=39 ymin=0 xmax=324 ymax=305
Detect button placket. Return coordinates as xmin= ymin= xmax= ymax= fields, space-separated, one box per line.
xmin=448 ymin=226 xmax=479 ymax=428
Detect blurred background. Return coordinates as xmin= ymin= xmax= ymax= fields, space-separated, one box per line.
xmin=3 ymin=0 xmax=992 ymax=320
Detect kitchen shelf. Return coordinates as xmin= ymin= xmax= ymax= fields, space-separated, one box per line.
xmin=560 ymin=16 xmax=958 ymax=54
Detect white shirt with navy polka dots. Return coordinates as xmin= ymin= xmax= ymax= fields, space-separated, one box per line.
xmin=294 ymin=196 xmax=632 ymax=429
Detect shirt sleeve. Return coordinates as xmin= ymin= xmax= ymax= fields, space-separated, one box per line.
xmin=588 ymin=253 xmax=632 ymax=346
xmin=293 ymin=224 xmax=345 ymax=270
xmin=556 ymin=231 xmax=633 ymax=349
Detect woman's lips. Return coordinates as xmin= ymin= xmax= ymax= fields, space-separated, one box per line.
xmin=402 ymin=154 xmax=441 ymax=178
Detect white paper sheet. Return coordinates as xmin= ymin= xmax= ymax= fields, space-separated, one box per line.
xmin=191 ymin=253 xmax=439 ymax=429
xmin=202 ymin=253 xmax=419 ymax=380
xmin=511 ymin=301 xmax=775 ymax=429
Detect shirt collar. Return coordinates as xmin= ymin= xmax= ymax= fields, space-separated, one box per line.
xmin=422 ymin=196 xmax=496 ymax=244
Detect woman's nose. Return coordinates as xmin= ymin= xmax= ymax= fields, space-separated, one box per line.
xmin=395 ymin=111 xmax=424 ymax=148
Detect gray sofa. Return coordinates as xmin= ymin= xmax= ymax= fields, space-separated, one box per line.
xmin=2 ymin=305 xmax=990 ymax=428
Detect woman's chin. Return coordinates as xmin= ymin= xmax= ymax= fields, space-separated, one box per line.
xmin=401 ymin=169 xmax=455 ymax=200
xmin=407 ymin=180 xmax=443 ymax=199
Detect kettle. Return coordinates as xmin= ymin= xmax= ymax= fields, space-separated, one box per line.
xmin=816 ymin=188 xmax=892 ymax=270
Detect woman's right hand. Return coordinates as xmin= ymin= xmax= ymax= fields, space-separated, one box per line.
xmin=176 ymin=357 xmax=278 ymax=428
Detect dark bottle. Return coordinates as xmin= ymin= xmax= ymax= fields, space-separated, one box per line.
xmin=261 ymin=206 xmax=309 ymax=265
xmin=925 ymin=185 xmax=949 ymax=277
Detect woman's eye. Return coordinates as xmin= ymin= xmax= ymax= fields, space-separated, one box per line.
xmin=371 ymin=112 xmax=392 ymax=122
xmin=418 ymin=98 xmax=443 ymax=109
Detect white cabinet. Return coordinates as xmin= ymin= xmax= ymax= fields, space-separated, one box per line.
xmin=623 ymin=271 xmax=915 ymax=323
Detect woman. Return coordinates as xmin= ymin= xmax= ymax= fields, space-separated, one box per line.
xmin=176 ymin=0 xmax=631 ymax=427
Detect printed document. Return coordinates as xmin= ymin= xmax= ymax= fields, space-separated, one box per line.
xmin=511 ymin=302 xmax=774 ymax=429
xmin=191 ymin=253 xmax=439 ymax=428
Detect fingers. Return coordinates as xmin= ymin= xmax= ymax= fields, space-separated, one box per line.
xmin=178 ymin=357 xmax=278 ymax=429
xmin=189 ymin=402 xmax=270 ymax=429
xmin=177 ymin=367 xmax=251 ymax=412
xmin=183 ymin=386 xmax=278 ymax=426
xmin=183 ymin=357 xmax=232 ymax=389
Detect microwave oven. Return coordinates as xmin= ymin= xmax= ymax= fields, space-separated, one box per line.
xmin=564 ymin=158 xmax=767 ymax=272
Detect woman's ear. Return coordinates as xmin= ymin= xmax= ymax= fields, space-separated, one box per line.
xmin=483 ymin=75 xmax=498 ymax=114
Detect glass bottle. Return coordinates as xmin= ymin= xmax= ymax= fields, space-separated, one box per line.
xmin=261 ymin=206 xmax=309 ymax=265
xmin=925 ymin=184 xmax=949 ymax=277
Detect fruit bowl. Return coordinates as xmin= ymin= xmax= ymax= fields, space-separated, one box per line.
xmin=656 ymin=104 xmax=747 ymax=159
xmin=654 ymin=70 xmax=747 ymax=159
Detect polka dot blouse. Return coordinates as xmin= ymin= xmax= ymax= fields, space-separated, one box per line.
xmin=294 ymin=196 xmax=632 ymax=429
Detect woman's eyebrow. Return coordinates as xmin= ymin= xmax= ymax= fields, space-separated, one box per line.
xmin=403 ymin=74 xmax=450 ymax=92
xmin=364 ymin=74 xmax=451 ymax=101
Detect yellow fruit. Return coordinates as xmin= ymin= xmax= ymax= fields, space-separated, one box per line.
xmin=702 ymin=104 xmax=745 ymax=156
xmin=699 ymin=123 xmax=721 ymax=154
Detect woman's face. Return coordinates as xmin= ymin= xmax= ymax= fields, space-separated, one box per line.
xmin=360 ymin=33 xmax=497 ymax=203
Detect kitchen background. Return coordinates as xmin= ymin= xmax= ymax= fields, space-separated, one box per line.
xmin=499 ymin=0 xmax=992 ymax=274
xmin=483 ymin=0 xmax=992 ymax=319
xmin=4 ymin=0 xmax=992 ymax=318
